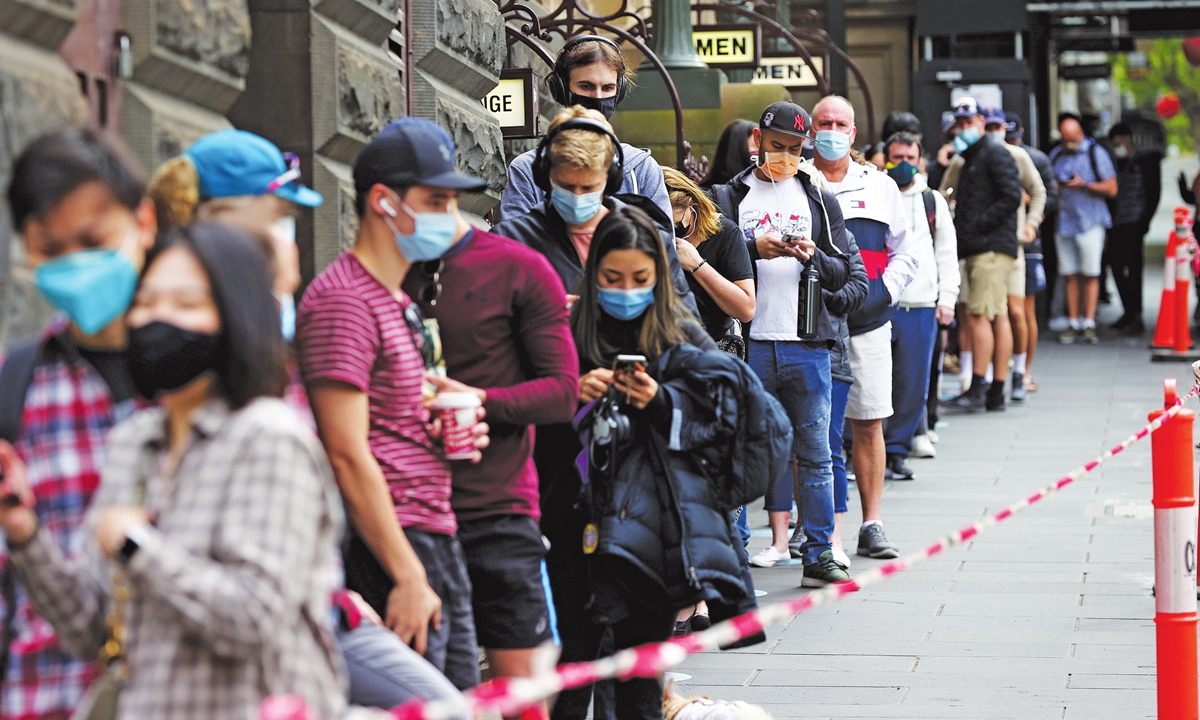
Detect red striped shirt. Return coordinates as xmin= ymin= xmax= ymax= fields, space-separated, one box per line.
xmin=296 ymin=252 xmax=455 ymax=536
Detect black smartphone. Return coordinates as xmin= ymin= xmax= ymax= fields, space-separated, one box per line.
xmin=613 ymin=354 xmax=647 ymax=403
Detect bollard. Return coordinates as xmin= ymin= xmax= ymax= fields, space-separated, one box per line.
xmin=1175 ymin=210 xmax=1195 ymax=353
xmin=1150 ymin=378 xmax=1198 ymax=720
xmin=1153 ymin=231 xmax=1179 ymax=349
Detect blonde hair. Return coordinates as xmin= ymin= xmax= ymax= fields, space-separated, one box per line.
xmin=661 ymin=166 xmax=722 ymax=244
xmin=148 ymin=155 xmax=200 ymax=234
xmin=546 ymin=106 xmax=616 ymax=174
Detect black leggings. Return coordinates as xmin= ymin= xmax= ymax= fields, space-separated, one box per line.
xmin=1107 ymin=224 xmax=1146 ymax=319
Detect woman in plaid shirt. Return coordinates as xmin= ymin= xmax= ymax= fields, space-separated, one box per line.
xmin=0 ymin=224 xmax=345 ymax=720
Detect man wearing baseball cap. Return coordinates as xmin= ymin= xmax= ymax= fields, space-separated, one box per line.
xmin=710 ymin=101 xmax=857 ymax=587
xmin=296 ymin=121 xmax=491 ymax=690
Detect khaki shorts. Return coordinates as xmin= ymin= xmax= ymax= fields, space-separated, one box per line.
xmin=964 ymin=252 xmax=1016 ymax=320
xmin=1007 ymin=246 xmax=1026 ymax=299
xmin=846 ymin=322 xmax=893 ymax=421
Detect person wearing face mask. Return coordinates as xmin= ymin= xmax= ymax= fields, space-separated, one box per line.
xmin=499 ymin=36 xmax=672 ymax=224
xmin=494 ymin=107 xmax=697 ymax=318
xmin=941 ymin=106 xmax=1045 ymax=402
xmin=295 ymin=123 xmax=492 ymax=691
xmin=880 ymin=132 xmax=959 ymax=480
xmin=709 ymin=101 xmax=856 ymax=586
xmin=1105 ymin=123 xmax=1161 ymax=336
xmin=935 ymin=97 xmax=1022 ymax=414
xmin=0 ymin=223 xmax=346 ymax=720
xmin=0 ymin=129 xmax=156 ymax=720
xmin=810 ymin=95 xmax=917 ymax=560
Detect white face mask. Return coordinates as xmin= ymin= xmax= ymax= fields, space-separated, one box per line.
xmin=272 ymin=215 xmax=296 ymax=245
xmin=988 ymin=130 xmax=1007 ymax=143
xmin=1113 ymin=145 xmax=1129 ymax=159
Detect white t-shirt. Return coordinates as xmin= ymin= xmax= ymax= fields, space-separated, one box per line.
xmin=738 ymin=173 xmax=813 ymax=341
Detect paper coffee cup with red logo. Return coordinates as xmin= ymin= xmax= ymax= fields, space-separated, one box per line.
xmin=432 ymin=392 xmax=482 ymax=460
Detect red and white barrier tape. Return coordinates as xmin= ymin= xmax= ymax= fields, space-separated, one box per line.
xmin=378 ymin=382 xmax=1200 ymax=720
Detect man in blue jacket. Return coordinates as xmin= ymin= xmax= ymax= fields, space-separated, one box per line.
xmin=500 ymin=36 xmax=671 ymax=224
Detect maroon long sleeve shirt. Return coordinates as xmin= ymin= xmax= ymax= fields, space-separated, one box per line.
xmin=403 ymin=228 xmax=580 ymax=523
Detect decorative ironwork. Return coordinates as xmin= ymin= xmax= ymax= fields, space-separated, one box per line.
xmin=497 ymin=0 xmax=689 ymax=168
xmin=682 ymin=140 xmax=709 ymax=184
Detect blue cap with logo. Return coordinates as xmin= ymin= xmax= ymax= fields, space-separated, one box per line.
xmin=354 ymin=119 xmax=487 ymax=193
xmin=184 ymin=129 xmax=323 ymax=207
xmin=983 ymin=106 xmax=1007 ymax=126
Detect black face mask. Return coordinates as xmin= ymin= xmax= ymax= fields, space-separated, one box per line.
xmin=674 ymin=222 xmax=689 ymax=238
xmin=569 ymin=93 xmax=618 ymax=120
xmin=127 ymin=321 xmax=220 ymax=399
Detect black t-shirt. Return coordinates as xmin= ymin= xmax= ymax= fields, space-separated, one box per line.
xmin=78 ymin=347 xmax=136 ymax=403
xmin=684 ymin=217 xmax=754 ymax=339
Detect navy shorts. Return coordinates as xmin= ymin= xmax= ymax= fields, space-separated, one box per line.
xmin=1025 ymin=254 xmax=1047 ymax=296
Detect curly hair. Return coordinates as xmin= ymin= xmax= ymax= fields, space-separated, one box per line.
xmin=147 ymin=155 xmax=200 ymax=234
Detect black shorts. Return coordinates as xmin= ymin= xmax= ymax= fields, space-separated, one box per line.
xmin=456 ymin=514 xmax=554 ymax=650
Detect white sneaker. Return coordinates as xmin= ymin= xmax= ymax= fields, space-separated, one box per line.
xmin=750 ymin=546 xmax=791 ymax=568
xmin=831 ymin=544 xmax=852 ymax=569
xmin=926 ymin=430 xmax=939 ymax=444
xmin=1048 ymin=315 xmax=1071 ymax=333
xmin=912 ymin=434 xmax=937 ymax=459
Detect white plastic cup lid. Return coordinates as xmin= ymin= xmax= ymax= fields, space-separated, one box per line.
xmin=432 ymin=391 xmax=482 ymax=409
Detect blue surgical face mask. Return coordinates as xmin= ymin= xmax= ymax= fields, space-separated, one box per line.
xmin=383 ymin=194 xmax=458 ymax=263
xmin=597 ymin=286 xmax=655 ymax=321
xmin=551 ymin=184 xmax=604 ymax=225
xmin=814 ymin=130 xmax=852 ymax=161
xmin=33 ymin=230 xmax=140 ymax=336
xmin=957 ymin=127 xmax=981 ymax=150
xmin=277 ymin=292 xmax=296 ymax=341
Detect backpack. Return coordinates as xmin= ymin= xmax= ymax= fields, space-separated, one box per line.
xmin=921 ymin=187 xmax=937 ymax=239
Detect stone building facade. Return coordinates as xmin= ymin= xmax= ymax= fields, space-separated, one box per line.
xmin=0 ymin=0 xmax=507 ymax=348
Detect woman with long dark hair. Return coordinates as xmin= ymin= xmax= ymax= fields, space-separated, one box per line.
xmin=0 ymin=223 xmax=345 ymax=720
xmin=700 ymin=119 xmax=758 ymax=189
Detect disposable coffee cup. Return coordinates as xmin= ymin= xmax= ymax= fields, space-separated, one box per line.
xmin=433 ymin=392 xmax=482 ymax=460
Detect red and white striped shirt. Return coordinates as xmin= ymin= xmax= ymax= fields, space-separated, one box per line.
xmin=296 ymin=252 xmax=455 ymax=536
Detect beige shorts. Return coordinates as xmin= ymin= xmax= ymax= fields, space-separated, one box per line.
xmin=964 ymin=252 xmax=1016 ymax=320
xmin=846 ymin=322 xmax=893 ymax=421
xmin=1007 ymin=246 xmax=1026 ymax=299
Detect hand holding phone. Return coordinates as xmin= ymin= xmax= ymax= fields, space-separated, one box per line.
xmin=612 ymin=354 xmax=648 ymax=405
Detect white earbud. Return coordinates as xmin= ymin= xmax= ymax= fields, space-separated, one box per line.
xmin=380 ymin=199 xmax=397 ymax=217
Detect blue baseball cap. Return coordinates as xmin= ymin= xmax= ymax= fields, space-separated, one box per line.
xmin=184 ymin=129 xmax=323 ymax=207
xmin=354 ymin=119 xmax=487 ymax=193
xmin=983 ymin=106 xmax=1007 ymax=126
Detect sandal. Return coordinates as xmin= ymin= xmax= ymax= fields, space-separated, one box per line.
xmin=1025 ymin=374 xmax=1038 ymax=393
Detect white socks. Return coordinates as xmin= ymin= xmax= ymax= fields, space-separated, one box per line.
xmin=985 ymin=363 xmax=994 ymax=384
xmin=960 ymin=351 xmax=973 ymax=383
xmin=1013 ymin=353 xmax=1027 ymax=375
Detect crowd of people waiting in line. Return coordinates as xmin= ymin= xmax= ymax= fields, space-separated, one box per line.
xmin=0 ymin=33 xmax=1153 ymax=720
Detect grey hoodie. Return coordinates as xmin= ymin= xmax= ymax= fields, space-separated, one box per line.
xmin=498 ymin=143 xmax=672 ymax=222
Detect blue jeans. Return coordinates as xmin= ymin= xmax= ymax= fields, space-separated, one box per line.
xmin=884 ymin=307 xmax=937 ymax=457
xmin=748 ymin=340 xmax=834 ymax=564
xmin=339 ymin=623 xmax=466 ymax=716
xmin=829 ymin=379 xmax=851 ymax=514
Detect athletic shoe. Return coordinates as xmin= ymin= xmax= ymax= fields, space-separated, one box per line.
xmin=1121 ymin=319 xmax=1146 ymax=336
xmin=926 ymin=430 xmax=940 ymax=444
xmin=831 ymin=544 xmax=853 ymax=569
xmin=1083 ymin=326 xmax=1099 ymax=344
xmin=941 ymin=388 xmax=985 ymax=413
xmin=801 ymin=550 xmax=852 ymax=587
xmin=1010 ymin=373 xmax=1027 ymax=403
xmin=787 ymin=525 xmax=806 ymax=559
xmin=1058 ymin=327 xmax=1078 ymax=345
xmin=1110 ymin=314 xmax=1133 ymax=330
xmin=750 ymin=546 xmax=790 ymax=568
xmin=885 ymin=453 xmax=914 ymax=480
xmin=911 ymin=434 xmax=937 ymax=458
xmin=1048 ymin=315 xmax=1071 ymax=332
xmin=985 ymin=389 xmax=1007 ymax=412
xmin=857 ymin=523 xmax=899 ymax=559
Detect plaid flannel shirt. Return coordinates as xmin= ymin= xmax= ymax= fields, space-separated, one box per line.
xmin=1 ymin=326 xmax=136 ymax=720
xmin=9 ymin=397 xmax=347 ymax=720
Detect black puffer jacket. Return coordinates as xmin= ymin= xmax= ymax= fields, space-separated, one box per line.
xmin=581 ymin=343 xmax=792 ymax=626
xmin=822 ymin=229 xmax=868 ymax=385
xmin=953 ymin=136 xmax=1023 ymax=259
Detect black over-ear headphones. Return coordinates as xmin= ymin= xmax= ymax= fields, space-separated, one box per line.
xmin=548 ymin=35 xmax=629 ymax=106
xmin=531 ymin=117 xmax=625 ymax=196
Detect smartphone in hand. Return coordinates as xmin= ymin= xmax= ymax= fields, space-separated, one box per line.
xmin=612 ymin=354 xmax=647 ymax=403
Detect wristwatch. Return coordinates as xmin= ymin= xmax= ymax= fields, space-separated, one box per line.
xmin=117 ymin=523 xmax=153 ymax=564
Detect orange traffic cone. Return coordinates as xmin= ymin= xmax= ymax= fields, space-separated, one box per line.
xmin=1153 ymin=230 xmax=1178 ymax=349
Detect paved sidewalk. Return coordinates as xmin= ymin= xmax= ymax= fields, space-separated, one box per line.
xmin=672 ymin=325 xmax=1195 ymax=719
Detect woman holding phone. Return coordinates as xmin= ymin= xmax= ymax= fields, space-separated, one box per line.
xmin=0 ymin=224 xmax=345 ymax=720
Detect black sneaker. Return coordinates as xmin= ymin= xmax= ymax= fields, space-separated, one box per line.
xmin=857 ymin=523 xmax=899 ymax=559
xmin=1010 ymin=373 xmax=1027 ymax=403
xmin=885 ymin=453 xmax=914 ymax=480
xmin=940 ymin=388 xmax=985 ymax=413
xmin=801 ymin=549 xmax=852 ymax=587
xmin=1121 ymin=319 xmax=1146 ymax=336
xmin=788 ymin=525 xmax=806 ymax=559
xmin=985 ymin=389 xmax=1006 ymax=412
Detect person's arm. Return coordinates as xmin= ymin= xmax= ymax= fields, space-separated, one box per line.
xmin=499 ymin=152 xmax=539 ymax=222
xmin=823 ymin=228 xmax=868 ymax=318
xmin=811 ymin=189 xmax=851 ymax=293
xmin=482 ymin=256 xmax=580 ymax=426
xmin=308 ymin=382 xmax=441 ymax=654
xmin=676 ymin=226 xmax=756 ymax=323
xmin=968 ymin=149 xmax=1022 ymax=232
xmin=663 ymin=233 xmax=701 ymax=317
xmin=1086 ymin=146 xmax=1118 ymax=198
xmin=1018 ymin=149 xmax=1047 ymax=232
xmin=932 ymin=192 xmax=961 ymax=313
xmin=881 ymin=185 xmax=917 ymax=304
xmin=635 ymin=154 xmax=675 ymax=228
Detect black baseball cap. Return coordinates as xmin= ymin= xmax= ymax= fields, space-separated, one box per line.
xmin=1004 ymin=111 xmax=1023 ymax=140
xmin=353 ymin=120 xmax=487 ymax=194
xmin=759 ymin=102 xmax=811 ymax=137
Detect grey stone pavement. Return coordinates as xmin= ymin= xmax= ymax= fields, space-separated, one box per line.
xmin=670 ymin=287 xmax=1196 ymax=718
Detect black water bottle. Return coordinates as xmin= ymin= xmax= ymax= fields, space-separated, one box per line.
xmin=798 ymin=262 xmax=820 ymax=339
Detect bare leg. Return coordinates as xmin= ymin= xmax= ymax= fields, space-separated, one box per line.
xmin=1065 ymin=274 xmax=1081 ymax=320
xmin=970 ymin=314 xmax=994 ymax=376
xmin=1025 ymin=295 xmax=1039 ymax=373
xmin=991 ymin=313 xmax=1013 ymax=383
xmin=957 ymin=303 xmax=972 ymax=353
xmin=850 ymin=419 xmax=885 ymax=523
xmin=1083 ymin=276 xmax=1100 ymax=322
xmin=1009 ymin=295 xmax=1027 ymax=356
xmin=487 ymin=648 xmax=547 ymax=718
xmin=768 ymin=510 xmax=789 ymax=554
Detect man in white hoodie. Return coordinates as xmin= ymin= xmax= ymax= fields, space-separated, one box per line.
xmin=881 ymin=132 xmax=960 ymax=480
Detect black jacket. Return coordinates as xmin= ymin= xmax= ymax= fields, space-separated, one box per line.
xmin=710 ymin=167 xmax=853 ymax=346
xmin=492 ymin=194 xmax=699 ymax=317
xmin=581 ymin=343 xmax=792 ymax=626
xmin=822 ymin=229 xmax=868 ymax=385
xmin=953 ymin=137 xmax=1023 ymax=259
